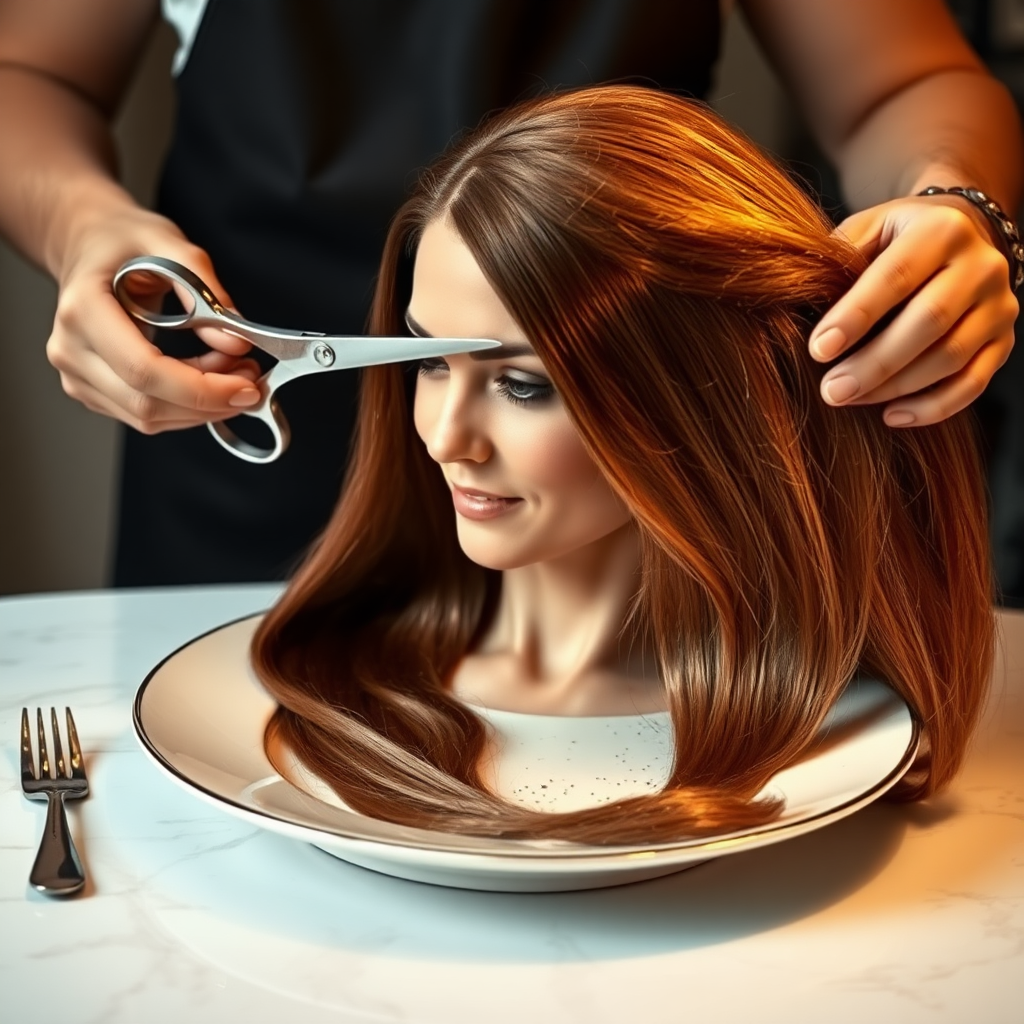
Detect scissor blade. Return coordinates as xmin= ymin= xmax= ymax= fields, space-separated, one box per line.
xmin=324 ymin=336 xmax=500 ymax=369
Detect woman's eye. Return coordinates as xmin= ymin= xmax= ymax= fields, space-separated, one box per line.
xmin=416 ymin=360 xmax=553 ymax=406
xmin=494 ymin=373 xmax=555 ymax=406
xmin=417 ymin=358 xmax=449 ymax=377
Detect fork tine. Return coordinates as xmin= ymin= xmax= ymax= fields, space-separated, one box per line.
xmin=51 ymin=707 xmax=66 ymax=780
xmin=36 ymin=708 xmax=50 ymax=780
xmin=20 ymin=708 xmax=35 ymax=783
xmin=66 ymin=708 xmax=86 ymax=781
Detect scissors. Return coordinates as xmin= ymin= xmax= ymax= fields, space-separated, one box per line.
xmin=112 ymin=255 xmax=499 ymax=464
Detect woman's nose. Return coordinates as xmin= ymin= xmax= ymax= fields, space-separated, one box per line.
xmin=420 ymin=380 xmax=492 ymax=465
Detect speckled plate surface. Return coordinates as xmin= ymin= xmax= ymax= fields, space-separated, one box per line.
xmin=134 ymin=614 xmax=919 ymax=892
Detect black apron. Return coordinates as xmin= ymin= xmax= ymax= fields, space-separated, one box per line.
xmin=114 ymin=0 xmax=722 ymax=585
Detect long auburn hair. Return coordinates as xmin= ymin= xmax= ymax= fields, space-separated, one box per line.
xmin=252 ymin=86 xmax=993 ymax=845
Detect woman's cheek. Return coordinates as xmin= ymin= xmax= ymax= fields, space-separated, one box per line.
xmin=507 ymin=412 xmax=603 ymax=490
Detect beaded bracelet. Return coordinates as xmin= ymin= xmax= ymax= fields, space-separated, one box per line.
xmin=917 ymin=185 xmax=1024 ymax=290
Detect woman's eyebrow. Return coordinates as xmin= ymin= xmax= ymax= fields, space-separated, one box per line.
xmin=404 ymin=309 xmax=535 ymax=360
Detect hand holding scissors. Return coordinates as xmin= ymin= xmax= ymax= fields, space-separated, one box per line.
xmin=113 ymin=256 xmax=498 ymax=463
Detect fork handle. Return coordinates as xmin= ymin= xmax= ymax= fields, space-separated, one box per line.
xmin=30 ymin=793 xmax=85 ymax=896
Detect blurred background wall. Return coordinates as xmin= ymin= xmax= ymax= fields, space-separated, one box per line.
xmin=0 ymin=21 xmax=177 ymax=594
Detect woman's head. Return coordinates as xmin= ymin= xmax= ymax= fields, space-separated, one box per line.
xmin=399 ymin=88 xmax=871 ymax=598
xmin=253 ymin=86 xmax=993 ymax=844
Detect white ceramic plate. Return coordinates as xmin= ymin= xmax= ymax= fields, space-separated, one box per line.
xmin=134 ymin=614 xmax=919 ymax=892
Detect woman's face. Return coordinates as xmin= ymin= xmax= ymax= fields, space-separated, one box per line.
xmin=410 ymin=218 xmax=631 ymax=571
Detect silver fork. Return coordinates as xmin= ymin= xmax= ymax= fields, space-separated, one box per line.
xmin=21 ymin=708 xmax=89 ymax=895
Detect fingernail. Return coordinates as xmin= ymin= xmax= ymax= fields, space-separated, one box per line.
xmin=229 ymin=387 xmax=260 ymax=408
xmin=823 ymin=375 xmax=860 ymax=404
xmin=811 ymin=326 xmax=847 ymax=360
xmin=884 ymin=410 xmax=916 ymax=427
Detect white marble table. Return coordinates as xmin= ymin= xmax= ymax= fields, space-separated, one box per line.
xmin=0 ymin=586 xmax=1021 ymax=1024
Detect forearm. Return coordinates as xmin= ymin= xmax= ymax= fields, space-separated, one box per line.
xmin=0 ymin=63 xmax=142 ymax=280
xmin=832 ymin=67 xmax=1024 ymax=214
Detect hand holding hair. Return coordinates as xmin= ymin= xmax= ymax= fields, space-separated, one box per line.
xmin=809 ymin=192 xmax=1019 ymax=427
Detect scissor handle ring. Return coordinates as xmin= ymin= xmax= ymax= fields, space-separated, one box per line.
xmin=206 ymin=392 xmax=291 ymax=464
xmin=113 ymin=255 xmax=227 ymax=329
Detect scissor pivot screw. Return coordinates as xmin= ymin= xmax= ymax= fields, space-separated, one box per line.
xmin=313 ymin=343 xmax=336 ymax=367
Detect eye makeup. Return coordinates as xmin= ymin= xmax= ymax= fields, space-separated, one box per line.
xmin=415 ymin=358 xmax=555 ymax=408
xmin=494 ymin=373 xmax=555 ymax=406
xmin=407 ymin=307 xmax=556 ymax=409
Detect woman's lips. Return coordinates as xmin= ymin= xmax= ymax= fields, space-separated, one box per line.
xmin=450 ymin=484 xmax=523 ymax=520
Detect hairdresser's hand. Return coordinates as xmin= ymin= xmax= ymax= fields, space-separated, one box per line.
xmin=47 ymin=203 xmax=263 ymax=434
xmin=808 ymin=194 xmax=1018 ymax=426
